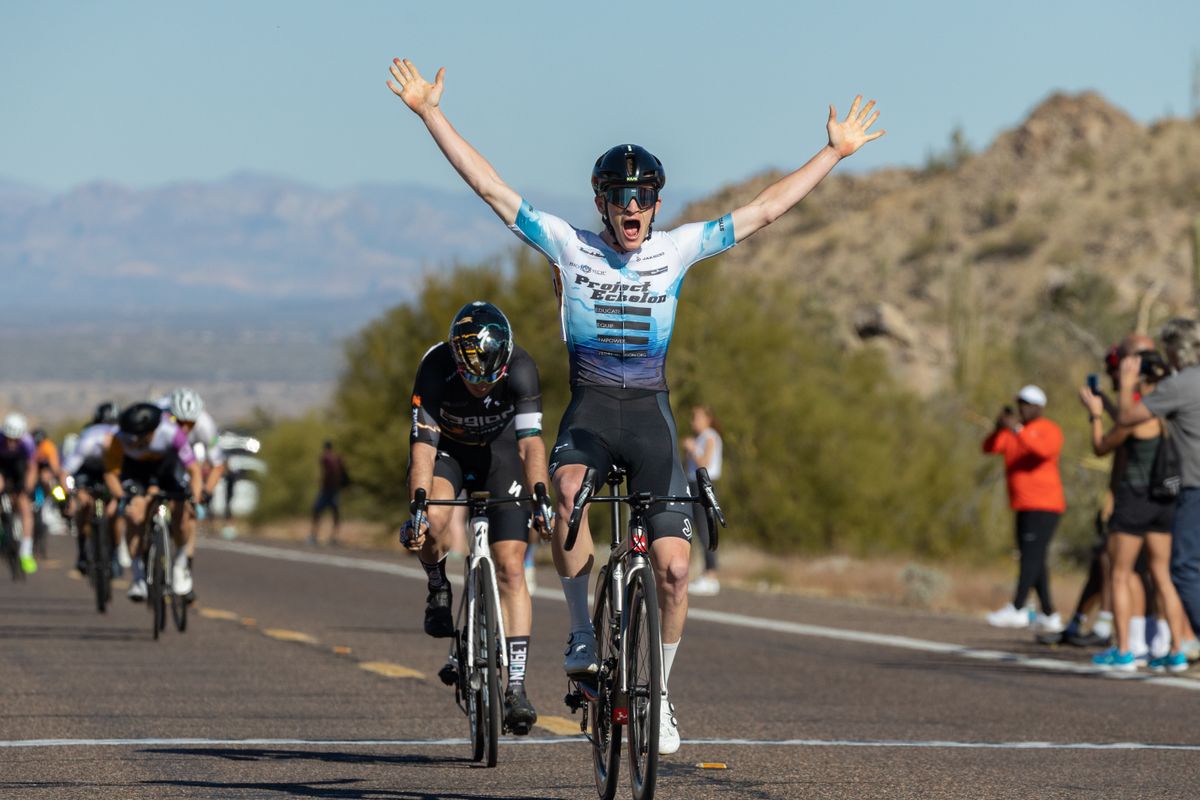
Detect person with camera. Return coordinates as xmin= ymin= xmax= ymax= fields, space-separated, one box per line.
xmin=1118 ymin=318 xmax=1200 ymax=652
xmin=983 ymin=385 xmax=1065 ymax=631
xmin=1082 ymin=333 xmax=1191 ymax=671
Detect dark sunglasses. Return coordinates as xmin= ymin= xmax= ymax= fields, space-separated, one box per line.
xmin=457 ymin=364 xmax=508 ymax=386
xmin=603 ymin=185 xmax=658 ymax=209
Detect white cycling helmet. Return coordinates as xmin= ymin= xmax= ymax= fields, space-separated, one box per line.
xmin=169 ymin=387 xmax=205 ymax=423
xmin=2 ymin=412 xmax=28 ymax=439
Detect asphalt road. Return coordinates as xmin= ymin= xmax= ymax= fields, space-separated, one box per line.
xmin=2 ymin=534 xmax=1198 ymax=799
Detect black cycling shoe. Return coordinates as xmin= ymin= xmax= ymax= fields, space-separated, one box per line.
xmin=437 ymin=659 xmax=459 ymax=687
xmin=423 ymin=585 xmax=454 ymax=638
xmin=76 ymin=557 xmax=89 ymax=576
xmin=503 ymin=685 xmax=538 ymax=736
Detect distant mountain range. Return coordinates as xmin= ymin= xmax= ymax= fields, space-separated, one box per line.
xmin=0 ymin=172 xmax=602 ymax=322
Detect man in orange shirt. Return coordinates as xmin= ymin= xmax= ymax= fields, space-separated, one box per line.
xmin=982 ymin=385 xmax=1066 ymax=631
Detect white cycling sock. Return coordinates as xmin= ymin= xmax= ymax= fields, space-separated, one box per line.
xmin=1130 ymin=616 xmax=1147 ymax=655
xmin=1150 ymin=617 xmax=1171 ymax=658
xmin=662 ymin=639 xmax=680 ymax=688
xmin=1093 ymin=611 xmax=1113 ymax=640
xmin=561 ymin=575 xmax=592 ymax=635
xmin=19 ymin=537 xmax=33 ymax=559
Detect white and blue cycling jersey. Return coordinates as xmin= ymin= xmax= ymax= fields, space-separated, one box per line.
xmin=508 ymin=200 xmax=735 ymax=391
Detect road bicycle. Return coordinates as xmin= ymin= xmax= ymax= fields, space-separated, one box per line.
xmin=409 ymin=482 xmax=552 ymax=768
xmin=562 ymin=467 xmax=724 ymax=800
xmin=78 ymin=481 xmax=114 ymax=613
xmin=125 ymin=484 xmax=191 ymax=640
xmin=0 ymin=491 xmax=25 ymax=582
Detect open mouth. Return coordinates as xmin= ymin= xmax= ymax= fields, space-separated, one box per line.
xmin=620 ymin=218 xmax=641 ymax=241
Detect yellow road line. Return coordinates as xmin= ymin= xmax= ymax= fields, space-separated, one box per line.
xmin=241 ymin=617 xmax=257 ymax=627
xmin=535 ymin=715 xmax=583 ymax=736
xmin=198 ymin=608 xmax=240 ymax=621
xmin=264 ymin=628 xmax=319 ymax=645
xmin=360 ymin=661 xmax=425 ymax=680
xmin=66 ymin=571 xmax=82 ymax=581
xmin=332 ymin=646 xmax=353 ymax=656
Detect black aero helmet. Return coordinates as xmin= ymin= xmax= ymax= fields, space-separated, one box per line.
xmin=93 ymin=401 xmax=119 ymax=425
xmin=448 ymin=302 xmax=514 ymax=385
xmin=119 ymin=402 xmax=163 ymax=436
xmin=591 ymin=144 xmax=666 ymax=194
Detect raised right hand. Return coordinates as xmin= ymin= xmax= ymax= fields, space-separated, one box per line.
xmin=387 ymin=58 xmax=444 ymax=117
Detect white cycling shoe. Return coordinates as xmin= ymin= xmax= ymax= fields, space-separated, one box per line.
xmin=127 ymin=579 xmax=148 ymax=601
xmin=116 ymin=540 xmax=132 ymax=569
xmin=173 ymin=557 xmax=193 ymax=596
xmin=658 ymin=692 xmax=680 ymax=755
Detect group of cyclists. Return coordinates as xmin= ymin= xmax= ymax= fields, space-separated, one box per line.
xmin=387 ymin=55 xmax=883 ymax=754
xmin=0 ymin=388 xmax=227 ymax=606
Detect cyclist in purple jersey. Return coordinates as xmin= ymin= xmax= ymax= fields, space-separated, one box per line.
xmin=388 ymin=55 xmax=884 ymax=754
xmin=1 ymin=413 xmax=40 ymax=574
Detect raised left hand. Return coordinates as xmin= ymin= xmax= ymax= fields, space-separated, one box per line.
xmin=827 ymin=96 xmax=885 ymax=158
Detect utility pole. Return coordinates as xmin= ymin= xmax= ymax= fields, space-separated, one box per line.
xmin=1193 ymin=50 xmax=1200 ymax=118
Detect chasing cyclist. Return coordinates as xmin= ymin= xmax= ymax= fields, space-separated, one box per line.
xmin=399 ymin=302 xmax=552 ymax=736
xmin=0 ymin=412 xmax=39 ymax=574
xmin=157 ymin=387 xmax=226 ymax=571
xmin=65 ymin=402 xmax=125 ymax=575
xmin=388 ymin=56 xmax=883 ymax=754
xmin=104 ymin=403 xmax=204 ymax=602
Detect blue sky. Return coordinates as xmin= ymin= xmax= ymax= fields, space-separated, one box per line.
xmin=3 ymin=1 xmax=1197 ymax=202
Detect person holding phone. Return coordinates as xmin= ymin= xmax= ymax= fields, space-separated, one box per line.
xmin=983 ymin=385 xmax=1066 ymax=631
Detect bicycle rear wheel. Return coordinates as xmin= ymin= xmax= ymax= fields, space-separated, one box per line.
xmin=625 ymin=567 xmax=662 ymax=800
xmin=590 ymin=566 xmax=621 ymax=800
xmin=469 ymin=566 xmax=502 ymax=767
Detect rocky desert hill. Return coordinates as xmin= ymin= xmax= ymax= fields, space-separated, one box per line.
xmin=677 ymin=92 xmax=1200 ymax=394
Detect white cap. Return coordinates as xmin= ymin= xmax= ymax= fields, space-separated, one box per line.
xmin=1017 ymin=385 xmax=1047 ymax=407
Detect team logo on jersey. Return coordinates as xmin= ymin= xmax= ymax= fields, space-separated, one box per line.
xmin=682 ymin=518 xmax=693 ymax=541
xmin=572 ymin=274 xmax=667 ymax=304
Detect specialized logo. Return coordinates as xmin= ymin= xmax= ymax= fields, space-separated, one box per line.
xmin=681 ymin=518 xmax=693 ymax=541
xmin=508 ymin=481 xmax=521 ymax=498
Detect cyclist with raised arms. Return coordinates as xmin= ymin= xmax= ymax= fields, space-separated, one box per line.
xmin=388 ymin=56 xmax=884 ymax=754
xmin=399 ymin=301 xmax=552 ymax=736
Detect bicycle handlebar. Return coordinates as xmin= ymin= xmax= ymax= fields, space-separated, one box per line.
xmin=564 ymin=468 xmax=726 ymax=553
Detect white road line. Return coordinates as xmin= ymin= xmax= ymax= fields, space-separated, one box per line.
xmin=199 ymin=538 xmax=1200 ymax=692
xmin=3 ymin=737 xmax=1199 ymax=752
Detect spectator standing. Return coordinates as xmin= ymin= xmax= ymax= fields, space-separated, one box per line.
xmin=1118 ymin=319 xmax=1200 ymax=645
xmin=983 ymin=385 xmax=1066 ymax=631
xmin=310 ymin=441 xmax=347 ymax=546
xmin=684 ymin=405 xmax=724 ymax=596
xmin=1082 ymin=333 xmax=1193 ymax=671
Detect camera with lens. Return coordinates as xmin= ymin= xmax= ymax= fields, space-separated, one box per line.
xmin=1138 ymin=350 xmax=1169 ymax=383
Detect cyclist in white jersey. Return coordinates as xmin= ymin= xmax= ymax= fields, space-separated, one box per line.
xmin=388 ymin=56 xmax=884 ymax=754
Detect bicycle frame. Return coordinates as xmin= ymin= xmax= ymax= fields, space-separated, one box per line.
xmin=460 ymin=498 xmax=508 ymax=694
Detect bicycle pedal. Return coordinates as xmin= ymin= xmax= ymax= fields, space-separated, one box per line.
xmin=437 ymin=663 xmax=459 ymax=686
xmin=563 ymin=691 xmax=585 ymax=712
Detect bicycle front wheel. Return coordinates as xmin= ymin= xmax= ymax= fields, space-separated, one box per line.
xmin=590 ymin=566 xmax=621 ymax=800
xmin=92 ymin=516 xmax=111 ymax=613
xmin=625 ymin=567 xmax=662 ymax=800
xmin=149 ymin=525 xmax=168 ymax=639
xmin=471 ymin=566 xmax=502 ymax=767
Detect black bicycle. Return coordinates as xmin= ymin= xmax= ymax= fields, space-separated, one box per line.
xmin=126 ymin=485 xmax=191 ymax=639
xmin=410 ymin=483 xmax=552 ymax=768
xmin=0 ymin=491 xmax=24 ymax=582
xmin=80 ymin=483 xmax=114 ymax=613
xmin=563 ymin=467 xmax=724 ymax=800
